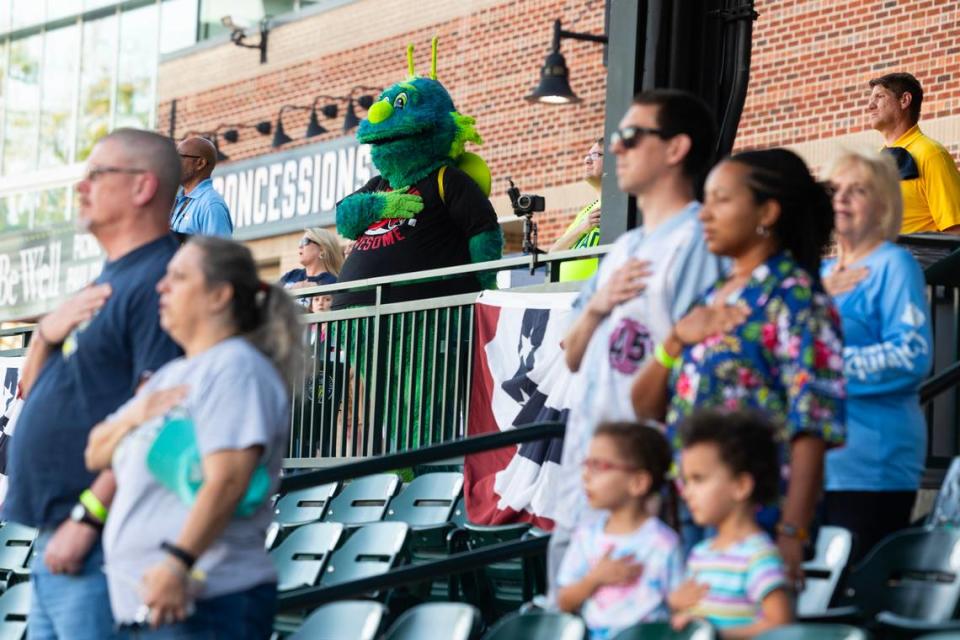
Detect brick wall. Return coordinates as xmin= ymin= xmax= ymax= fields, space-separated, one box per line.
xmin=736 ymin=0 xmax=960 ymax=167
xmin=158 ymin=0 xmax=608 ymax=261
xmin=160 ymin=0 xmax=960 ymax=268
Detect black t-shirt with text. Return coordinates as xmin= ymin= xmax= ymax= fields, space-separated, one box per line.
xmin=333 ymin=166 xmax=498 ymax=309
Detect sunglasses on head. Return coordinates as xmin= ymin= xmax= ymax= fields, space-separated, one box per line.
xmin=610 ymin=126 xmax=671 ymax=149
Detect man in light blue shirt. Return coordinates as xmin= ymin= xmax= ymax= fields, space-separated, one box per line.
xmin=171 ymin=137 xmax=233 ymax=238
xmin=547 ymin=89 xmax=724 ymax=603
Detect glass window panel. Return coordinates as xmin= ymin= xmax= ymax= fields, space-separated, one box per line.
xmin=35 ymin=187 xmax=69 ymax=228
xmin=46 ymin=0 xmax=85 ymax=22
xmin=3 ymin=33 xmax=42 ymax=175
xmin=39 ymin=24 xmax=79 ymax=168
xmin=84 ymin=0 xmax=121 ymax=10
xmin=160 ymin=0 xmax=198 ymax=55
xmin=263 ymin=0 xmax=296 ymax=17
xmin=198 ymin=0 xmax=292 ymax=41
xmin=115 ymin=3 xmax=157 ymax=130
xmin=5 ymin=191 xmax=37 ymax=231
xmin=10 ymin=1 xmax=45 ymax=31
xmin=0 ymin=39 xmax=7 ymax=150
xmin=76 ymin=13 xmax=117 ymax=162
xmin=0 ymin=5 xmax=10 ymax=35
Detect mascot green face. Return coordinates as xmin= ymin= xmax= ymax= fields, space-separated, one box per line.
xmin=355 ymin=43 xmax=483 ymax=191
xmin=334 ymin=37 xmax=502 ymax=292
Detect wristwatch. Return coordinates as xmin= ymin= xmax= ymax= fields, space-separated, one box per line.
xmin=69 ymin=503 xmax=104 ymax=532
xmin=775 ymin=521 xmax=810 ymax=542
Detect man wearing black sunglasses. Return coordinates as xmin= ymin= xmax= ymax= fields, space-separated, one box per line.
xmin=170 ymin=137 xmax=233 ymax=240
xmin=549 ymin=90 xmax=725 ymax=600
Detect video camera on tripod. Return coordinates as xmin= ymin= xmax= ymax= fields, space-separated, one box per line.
xmin=506 ymin=178 xmax=545 ymax=257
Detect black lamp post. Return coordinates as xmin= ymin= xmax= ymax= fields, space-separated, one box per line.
xmin=306 ymin=96 xmax=343 ymax=138
xmin=343 ymin=86 xmax=380 ymax=132
xmin=212 ymin=133 xmax=229 ymax=162
xmin=526 ymin=19 xmax=607 ymax=105
xmin=271 ymin=105 xmax=312 ymax=147
xmin=217 ymin=122 xmax=272 ymax=143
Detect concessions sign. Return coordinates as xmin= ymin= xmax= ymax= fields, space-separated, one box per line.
xmin=212 ymin=136 xmax=374 ymax=241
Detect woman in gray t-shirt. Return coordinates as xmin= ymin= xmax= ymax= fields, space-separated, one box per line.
xmin=85 ymin=237 xmax=302 ymax=637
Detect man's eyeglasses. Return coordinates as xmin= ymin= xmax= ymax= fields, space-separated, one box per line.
xmin=585 ymin=151 xmax=603 ymax=161
xmin=298 ymin=238 xmax=318 ymax=248
xmin=581 ymin=457 xmax=638 ymax=474
xmin=610 ymin=126 xmax=670 ymax=149
xmin=82 ymin=166 xmax=147 ymax=182
xmin=178 ymin=153 xmax=202 ymax=160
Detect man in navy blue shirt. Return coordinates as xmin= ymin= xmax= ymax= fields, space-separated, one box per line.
xmin=170 ymin=136 xmax=233 ymax=238
xmin=5 ymin=129 xmax=184 ymax=639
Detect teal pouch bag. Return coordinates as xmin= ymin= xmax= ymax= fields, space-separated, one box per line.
xmin=146 ymin=411 xmax=271 ymax=517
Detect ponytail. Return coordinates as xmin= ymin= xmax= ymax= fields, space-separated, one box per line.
xmin=244 ymin=282 xmax=305 ymax=385
xmin=728 ymin=148 xmax=834 ymax=277
xmin=188 ymin=236 xmax=304 ymax=385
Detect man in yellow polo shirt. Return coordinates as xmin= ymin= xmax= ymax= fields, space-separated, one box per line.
xmin=868 ymin=72 xmax=960 ymax=234
xmin=549 ymin=138 xmax=603 ymax=281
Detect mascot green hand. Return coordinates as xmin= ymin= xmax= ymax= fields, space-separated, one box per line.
xmin=336 ymin=189 xmax=424 ymax=240
xmin=333 ymin=37 xmax=502 ymax=309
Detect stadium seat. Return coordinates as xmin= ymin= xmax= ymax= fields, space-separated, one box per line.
xmin=0 ymin=524 xmax=37 ymax=588
xmin=458 ymin=522 xmax=535 ymax=618
xmin=322 ymin=474 xmax=402 ymax=526
xmin=927 ymin=457 xmax=960 ymax=527
xmin=287 ymin=600 xmax=387 ymax=640
xmin=386 ymin=472 xmax=463 ymax=552
xmin=267 ymin=482 xmax=340 ymax=550
xmin=385 ymin=472 xmax=463 ymax=528
xmin=0 ymin=582 xmax=30 ymax=640
xmin=797 ymin=526 xmax=853 ymax=616
xmin=381 ymin=473 xmax=464 ymax=602
xmin=274 ymin=482 xmax=340 ymax=527
xmin=754 ymin=624 xmax=870 ymax=639
xmin=611 ymin=620 xmax=715 ymax=639
xmin=481 ymin=610 xmax=585 ymax=639
xmin=819 ymin=527 xmax=960 ymax=635
xmin=320 ymin=522 xmax=409 ymax=591
xmin=271 ymin=522 xmax=345 ymax=592
xmin=382 ymin=602 xmax=481 ymax=640
xmin=450 ymin=497 xmax=467 ymax=528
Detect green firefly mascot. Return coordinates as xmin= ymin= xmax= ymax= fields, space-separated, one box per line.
xmin=332 ymin=38 xmax=502 ymax=309
xmin=325 ymin=39 xmax=501 ymax=451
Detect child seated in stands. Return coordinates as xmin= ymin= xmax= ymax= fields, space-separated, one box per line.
xmin=557 ymin=421 xmax=684 ymax=639
xmin=670 ymin=410 xmax=792 ymax=638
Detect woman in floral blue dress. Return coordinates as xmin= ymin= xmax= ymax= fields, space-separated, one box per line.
xmin=631 ymin=149 xmax=845 ymax=585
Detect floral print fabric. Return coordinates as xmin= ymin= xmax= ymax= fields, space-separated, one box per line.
xmin=666 ymin=251 xmax=846 ymax=464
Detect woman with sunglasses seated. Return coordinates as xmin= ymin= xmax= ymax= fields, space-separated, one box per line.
xmin=280 ymin=227 xmax=343 ymax=307
xmin=84 ymin=237 xmax=302 ymax=638
xmin=630 ymin=149 xmax=845 ymax=587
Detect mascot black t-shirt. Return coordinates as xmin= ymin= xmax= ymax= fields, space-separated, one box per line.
xmin=333 ymin=166 xmax=499 ymax=309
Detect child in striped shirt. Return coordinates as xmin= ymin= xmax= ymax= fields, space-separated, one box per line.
xmin=557 ymin=422 xmax=684 ymax=640
xmin=669 ymin=410 xmax=792 ymax=638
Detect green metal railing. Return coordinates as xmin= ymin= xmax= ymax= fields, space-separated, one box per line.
xmin=284 ymin=247 xmax=601 ymax=462
xmin=3 ymin=237 xmax=960 ymax=481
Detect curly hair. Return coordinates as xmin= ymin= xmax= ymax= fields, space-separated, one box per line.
xmin=678 ymin=409 xmax=781 ymax=505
